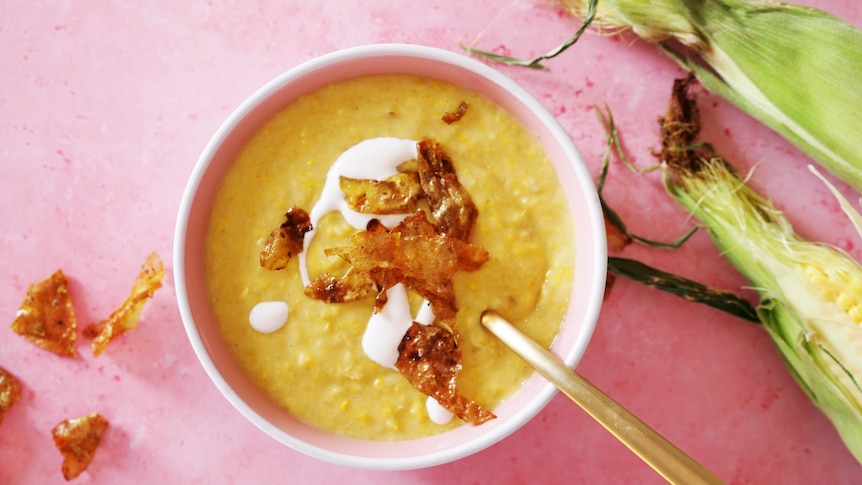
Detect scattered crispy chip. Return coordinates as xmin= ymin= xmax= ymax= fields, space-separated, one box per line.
xmin=316 ymin=211 xmax=489 ymax=322
xmin=396 ymin=322 xmax=496 ymax=425
xmin=260 ymin=206 xmax=312 ymax=270
xmin=390 ymin=209 xmax=437 ymax=238
xmin=442 ymin=101 xmax=469 ymax=124
xmin=306 ymin=220 xmax=401 ymax=310
xmin=51 ymin=413 xmax=109 ymax=481
xmin=417 ymin=138 xmax=479 ymax=242
xmin=393 ymin=215 xmax=487 ymax=321
xmin=304 ymin=267 xmax=377 ymax=303
xmin=82 ymin=252 xmax=165 ymax=357
xmin=340 ymin=172 xmax=423 ymax=214
xmin=0 ymin=367 xmax=22 ymax=426
xmin=289 ymin=136 xmax=497 ymax=426
xmin=11 ymin=269 xmax=78 ymax=357
xmin=304 ymin=138 xmax=485 ymax=323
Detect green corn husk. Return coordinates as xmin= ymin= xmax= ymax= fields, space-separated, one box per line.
xmin=661 ymin=76 xmax=862 ymax=464
xmin=558 ymin=0 xmax=862 ymax=193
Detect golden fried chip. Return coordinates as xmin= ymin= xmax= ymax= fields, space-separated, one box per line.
xmin=350 ymin=212 xmax=488 ymax=321
xmin=303 ymin=138 xmax=485 ymax=326
xmin=417 ymin=138 xmax=479 ymax=242
xmin=11 ymin=269 xmax=78 ymax=357
xmin=324 ymin=224 xmax=395 ymax=270
xmin=260 ymin=206 xmax=312 ymax=270
xmin=392 ymin=209 xmax=437 ymax=238
xmin=0 ymin=367 xmax=22 ymax=426
xmin=442 ymin=101 xmax=469 ymax=124
xmin=340 ymin=172 xmax=422 ymax=214
xmin=51 ymin=413 xmax=109 ymax=481
xmin=396 ymin=322 xmax=496 ymax=425
xmin=83 ymin=252 xmax=165 ymax=357
xmin=304 ymin=267 xmax=377 ymax=303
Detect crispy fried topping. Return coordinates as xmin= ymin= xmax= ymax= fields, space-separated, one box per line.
xmin=11 ymin=270 xmax=78 ymax=357
xmin=83 ymin=252 xmax=165 ymax=357
xmin=417 ymin=138 xmax=479 ymax=242
xmin=285 ymin=136 xmax=496 ymax=424
xmin=340 ymin=172 xmax=422 ymax=214
xmin=0 ymin=367 xmax=22 ymax=426
xmin=304 ymin=267 xmax=376 ymax=303
xmin=260 ymin=206 xmax=312 ymax=270
xmin=396 ymin=322 xmax=496 ymax=425
xmin=317 ymin=211 xmax=488 ymax=322
xmin=51 ymin=413 xmax=109 ymax=481
xmin=442 ymin=101 xmax=469 ymax=124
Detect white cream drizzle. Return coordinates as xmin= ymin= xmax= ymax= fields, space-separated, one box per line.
xmin=248 ymin=301 xmax=289 ymax=334
xmin=361 ymin=283 xmax=414 ymax=369
xmin=426 ymin=396 xmax=455 ymax=425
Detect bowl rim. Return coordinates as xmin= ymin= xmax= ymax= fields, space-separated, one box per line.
xmin=173 ymin=42 xmax=607 ymax=470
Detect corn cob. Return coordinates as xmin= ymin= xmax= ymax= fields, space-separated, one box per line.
xmin=557 ymin=0 xmax=862 ymax=193
xmin=660 ymin=75 xmax=862 ymax=464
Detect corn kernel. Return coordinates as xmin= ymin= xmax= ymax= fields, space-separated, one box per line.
xmin=297 ymin=353 xmax=313 ymax=367
xmin=804 ymin=264 xmax=862 ymax=324
xmin=838 ymin=294 xmax=854 ymax=312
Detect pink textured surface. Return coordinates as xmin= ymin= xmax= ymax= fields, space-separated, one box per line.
xmin=1 ymin=1 xmax=861 ymax=483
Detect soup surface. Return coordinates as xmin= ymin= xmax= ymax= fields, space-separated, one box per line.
xmin=205 ymin=73 xmax=575 ymax=440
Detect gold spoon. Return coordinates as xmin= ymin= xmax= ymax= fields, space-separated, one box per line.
xmin=480 ymin=310 xmax=725 ymax=485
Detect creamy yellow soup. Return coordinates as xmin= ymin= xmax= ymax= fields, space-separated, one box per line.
xmin=205 ymin=74 xmax=575 ymax=440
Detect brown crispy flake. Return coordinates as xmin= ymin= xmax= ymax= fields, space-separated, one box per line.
xmin=442 ymin=101 xmax=469 ymax=124
xmin=393 ymin=212 xmax=488 ymax=318
xmin=392 ymin=210 xmax=437 ymax=238
xmin=396 ymin=322 xmax=496 ymax=425
xmin=316 ymin=211 xmax=488 ymax=322
xmin=11 ymin=269 xmax=78 ymax=357
xmin=340 ymin=172 xmax=422 ymax=214
xmin=304 ymin=267 xmax=377 ymax=303
xmin=260 ymin=206 xmax=312 ymax=270
xmin=0 ymin=367 xmax=22 ymax=426
xmin=417 ymin=138 xmax=479 ymax=242
xmin=83 ymin=252 xmax=165 ymax=357
xmin=51 ymin=413 xmax=109 ymax=481
xmin=392 ymin=215 xmax=486 ymax=321
xmin=325 ymin=222 xmax=396 ymax=269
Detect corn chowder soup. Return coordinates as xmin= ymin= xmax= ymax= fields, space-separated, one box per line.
xmin=205 ymin=74 xmax=575 ymax=440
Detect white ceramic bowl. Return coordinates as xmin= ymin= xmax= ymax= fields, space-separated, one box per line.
xmin=174 ymin=43 xmax=606 ymax=470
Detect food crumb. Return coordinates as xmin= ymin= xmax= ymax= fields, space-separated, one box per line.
xmin=0 ymin=367 xmax=22 ymax=426
xmin=51 ymin=413 xmax=109 ymax=481
xmin=297 ymin=353 xmax=313 ymax=367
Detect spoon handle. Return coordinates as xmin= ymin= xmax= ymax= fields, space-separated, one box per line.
xmin=481 ymin=311 xmax=724 ymax=485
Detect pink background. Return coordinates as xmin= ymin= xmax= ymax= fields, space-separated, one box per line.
xmin=2 ymin=1 xmax=861 ymax=483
